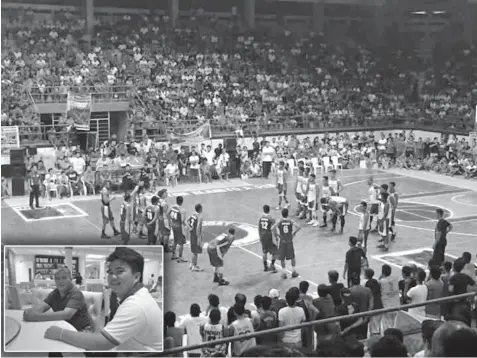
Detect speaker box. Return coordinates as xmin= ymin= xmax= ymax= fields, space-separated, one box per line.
xmin=1 ymin=165 xmax=12 ymax=178
xmin=11 ymin=164 xmax=26 ymax=178
xmin=11 ymin=177 xmax=25 ymax=196
xmin=10 ymin=149 xmax=24 ymax=165
xmin=225 ymin=138 xmax=237 ymax=152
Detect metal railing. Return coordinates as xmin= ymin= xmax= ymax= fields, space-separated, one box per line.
xmin=28 ymin=85 xmax=133 ymax=104
xmin=152 ymin=292 xmax=477 ymax=356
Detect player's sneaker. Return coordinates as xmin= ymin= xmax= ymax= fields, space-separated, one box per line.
xmin=307 ymin=220 xmax=315 ymax=225
xmin=177 ymin=258 xmax=188 ymax=263
xmin=285 ymin=203 xmax=290 ymax=208
xmin=319 ymin=224 xmax=327 ymax=228
xmin=218 ymin=279 xmax=230 ymax=286
xmin=113 ymin=230 xmax=121 ymax=236
xmin=312 ymin=221 xmax=320 ymax=227
xmin=213 ymin=274 xmax=219 ymax=283
xmin=338 ymin=228 xmax=343 ymax=234
xmin=281 ymin=273 xmax=288 ymax=279
xmin=276 ymin=206 xmax=281 ymax=210
xmin=271 ymin=266 xmax=277 ymax=273
xmin=264 ymin=265 xmax=269 ymax=272
xmin=171 ymin=255 xmax=178 ymax=260
xmin=192 ymin=266 xmax=204 ymax=272
xmin=330 ymin=227 xmax=336 ymax=233
xmin=376 ymin=244 xmax=385 ymax=249
xmin=291 ymin=271 xmax=299 ymax=278
xmin=391 ymin=234 xmax=396 ymax=242
xmin=101 ymin=233 xmax=111 ymax=239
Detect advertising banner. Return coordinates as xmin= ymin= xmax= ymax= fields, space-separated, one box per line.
xmin=66 ymin=92 xmax=91 ymax=131
xmin=1 ymin=126 xmax=20 ymax=165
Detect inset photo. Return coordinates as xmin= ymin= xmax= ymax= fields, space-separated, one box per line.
xmin=4 ymin=245 xmax=163 ymax=353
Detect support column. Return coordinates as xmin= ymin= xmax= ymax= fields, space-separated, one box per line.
xmin=374 ymin=0 xmax=388 ymax=45
xmin=312 ymin=0 xmax=324 ymax=33
xmin=86 ymin=0 xmax=94 ymax=36
xmin=244 ymin=0 xmax=255 ymax=29
xmin=170 ymin=0 xmax=179 ymax=29
xmin=65 ymin=247 xmax=73 ymax=274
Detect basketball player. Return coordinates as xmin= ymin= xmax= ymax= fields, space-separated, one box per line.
xmin=377 ymin=192 xmax=391 ymax=251
xmin=388 ymin=182 xmax=399 ymax=242
xmin=323 ymin=196 xmax=349 ymax=234
xmin=299 ymin=167 xmax=311 ymax=219
xmin=319 ymin=176 xmax=334 ymax=228
xmin=272 ymin=208 xmax=301 ymax=279
xmin=168 ymin=196 xmax=188 ymax=263
xmin=157 ymin=189 xmax=171 ymax=250
xmin=100 ymin=181 xmax=120 ymax=239
xmin=145 ymin=196 xmax=160 ymax=245
xmin=188 ymin=204 xmax=204 ymax=272
xmin=275 ymin=161 xmax=290 ymax=210
xmin=294 ymin=167 xmax=305 ymax=217
xmin=367 ymin=177 xmax=381 ymax=232
xmin=119 ymin=193 xmax=133 ymax=244
xmin=258 ymin=205 xmax=277 ymax=273
xmin=134 ymin=185 xmax=148 ymax=239
xmin=306 ymin=174 xmax=320 ymax=227
xmin=357 ymin=201 xmax=371 ymax=253
xmin=207 ymin=228 xmax=236 ymax=286
xmin=328 ymin=169 xmax=344 ymax=196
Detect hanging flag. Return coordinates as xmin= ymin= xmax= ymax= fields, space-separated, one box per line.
xmin=167 ymin=121 xmax=212 ymax=147
xmin=66 ymin=92 xmax=91 ymax=131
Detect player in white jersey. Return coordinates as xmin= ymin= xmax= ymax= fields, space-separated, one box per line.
xmin=376 ymin=192 xmax=391 ymax=251
xmin=323 ymin=195 xmax=349 ymax=234
xmin=294 ymin=167 xmax=305 ymax=216
xmin=367 ymin=177 xmax=381 ymax=232
xmin=357 ymin=201 xmax=371 ymax=253
xmin=306 ymin=174 xmax=320 ymax=227
xmin=299 ymin=167 xmax=311 ymax=219
xmin=388 ymin=181 xmax=399 ymax=242
xmin=319 ymin=176 xmax=335 ymax=228
xmin=328 ymin=169 xmax=344 ymax=196
xmin=275 ymin=161 xmax=290 ymax=210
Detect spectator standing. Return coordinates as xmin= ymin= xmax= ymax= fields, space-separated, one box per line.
xmin=229 ymin=303 xmax=256 ymax=356
xmin=326 ymin=270 xmax=345 ymax=307
xmin=227 ymin=293 xmax=252 ymax=325
xmin=441 ymin=261 xmax=453 ymax=318
xmin=313 ymin=284 xmax=340 ymax=341
xmin=164 ymin=311 xmax=184 ymax=356
xmin=28 ymin=164 xmax=41 ymax=209
xmin=256 ymin=296 xmax=278 ymax=345
xmin=425 ymin=266 xmax=444 ymax=319
xmin=205 ymin=294 xmax=228 ymax=326
xmin=399 ymin=266 xmax=417 ymax=306
xmin=269 ymin=289 xmax=287 ymax=314
xmin=461 ymin=252 xmax=476 ymax=281
xmin=278 ymin=289 xmax=306 ymax=349
xmin=199 ymin=308 xmax=229 ymax=357
xmin=261 ymin=141 xmax=275 ymax=179
xmin=343 ymin=236 xmax=368 ymax=287
xmin=365 ymin=268 xmax=383 ymax=336
xmin=335 ymin=288 xmax=366 ymax=340
xmin=349 ymin=275 xmax=373 ymax=339
xmin=433 ymin=208 xmax=453 ymax=265
xmin=406 ymin=270 xmax=428 ymax=320
xmin=449 ymin=258 xmax=476 ymax=326
xmin=414 ymin=320 xmax=444 ymax=357
xmin=379 ymin=264 xmax=400 ymax=333
xmin=179 ymin=304 xmax=208 ymax=357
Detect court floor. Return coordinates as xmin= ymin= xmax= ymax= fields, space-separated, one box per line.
xmin=2 ymin=169 xmax=477 ymax=316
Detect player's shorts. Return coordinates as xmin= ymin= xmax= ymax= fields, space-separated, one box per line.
xmin=207 ymin=247 xmax=224 ymax=268
xmin=102 ymin=205 xmax=114 ymax=224
xmin=308 ymin=201 xmax=316 ymax=210
xmin=378 ymin=219 xmax=390 ymax=237
xmin=295 ymin=192 xmax=302 ymax=202
xmin=190 ymin=232 xmax=203 ymax=254
xmin=370 ymin=203 xmax=379 ymax=215
xmin=172 ymin=227 xmax=186 ymax=245
xmin=120 ymin=221 xmax=130 ymax=243
xmin=147 ymin=223 xmax=157 ymax=244
xmin=136 ymin=210 xmax=145 ymax=225
xmin=260 ymin=233 xmax=277 ymax=255
xmin=277 ymin=184 xmax=286 ymax=197
xmin=338 ymin=203 xmax=348 ymax=216
xmin=158 ymin=219 xmax=170 ymax=237
xmin=278 ymin=241 xmax=295 ymax=261
xmin=320 ymin=204 xmax=329 ymax=213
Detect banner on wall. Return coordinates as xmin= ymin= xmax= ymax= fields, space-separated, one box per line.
xmin=66 ymin=92 xmax=91 ymax=131
xmin=1 ymin=126 xmax=20 ymax=165
xmin=470 ymin=131 xmax=477 ymax=143
xmin=167 ymin=121 xmax=212 ymax=147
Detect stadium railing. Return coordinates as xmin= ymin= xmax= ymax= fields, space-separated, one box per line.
xmin=28 ymin=85 xmax=133 ymax=103
xmin=149 ymin=292 xmax=477 ymax=357
xmin=93 ymin=167 xmax=144 ymax=190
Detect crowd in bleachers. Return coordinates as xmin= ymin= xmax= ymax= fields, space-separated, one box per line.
xmin=164 ymin=251 xmax=477 ymax=357
xmin=2 ymin=7 xmax=477 ymax=134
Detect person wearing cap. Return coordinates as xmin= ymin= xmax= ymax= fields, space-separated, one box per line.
xmin=207 ymin=228 xmax=236 ymax=286
xmin=44 ymin=247 xmax=163 ymax=351
xmin=335 ymin=287 xmax=366 ymax=339
xmin=23 ymin=266 xmax=92 ymax=332
xmin=269 ymin=289 xmax=287 ymax=314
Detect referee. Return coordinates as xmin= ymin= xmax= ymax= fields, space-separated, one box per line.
xmin=28 ymin=164 xmax=41 ymax=209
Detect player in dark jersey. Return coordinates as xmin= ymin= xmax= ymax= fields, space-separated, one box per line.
xmin=207 ymin=228 xmax=236 ymax=286
xmin=144 ymin=196 xmax=160 ymax=245
xmin=188 ymin=203 xmax=204 ymax=272
xmin=258 ymin=205 xmax=277 ymax=273
xmin=100 ymin=181 xmax=120 ymax=239
xmin=119 ymin=193 xmax=133 ymax=244
xmin=272 ymin=208 xmax=301 ymax=279
xmin=157 ymin=189 xmax=171 ymax=251
xmin=134 ymin=185 xmax=148 ymax=239
xmin=167 ymin=196 xmax=188 ymax=263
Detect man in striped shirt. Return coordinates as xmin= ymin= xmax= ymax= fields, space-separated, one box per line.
xmin=28 ymin=164 xmax=41 ymax=209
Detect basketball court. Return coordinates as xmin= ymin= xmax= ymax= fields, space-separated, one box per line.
xmin=2 ymin=168 xmax=477 ymax=316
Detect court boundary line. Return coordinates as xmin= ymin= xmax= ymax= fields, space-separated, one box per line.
xmin=451 ymin=194 xmax=477 ymax=208
xmin=371 ymin=248 xmax=461 ymax=270
xmin=10 ymin=202 xmax=89 ymax=223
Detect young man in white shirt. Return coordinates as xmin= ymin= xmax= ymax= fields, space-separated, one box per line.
xmin=179 ymin=303 xmax=207 ymax=357
xmin=406 ymin=270 xmax=428 ymax=319
xmin=45 ymin=247 xmax=163 ymax=351
xmin=278 ymin=289 xmax=306 ymax=349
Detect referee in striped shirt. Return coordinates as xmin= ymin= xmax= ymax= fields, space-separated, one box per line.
xmin=28 ymin=164 xmax=41 ymax=209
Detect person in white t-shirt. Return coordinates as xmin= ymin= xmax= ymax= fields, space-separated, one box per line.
xmin=278 ymin=289 xmax=306 ymax=349
xmin=179 ymin=304 xmax=208 ymax=357
xmin=229 ymin=304 xmax=256 ymax=356
xmin=70 ymin=151 xmax=86 ymax=175
xmin=406 ymin=270 xmax=428 ymax=319
xmin=261 ymin=141 xmax=276 ymax=179
xmin=164 ymin=160 xmax=179 ymax=187
xmin=44 ymin=247 xmax=163 ymax=351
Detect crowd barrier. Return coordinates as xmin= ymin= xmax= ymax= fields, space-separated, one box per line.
xmin=28 ymin=85 xmax=133 ymax=104
xmin=148 ymin=292 xmax=477 ymax=357
xmin=93 ymin=167 xmax=143 ymax=189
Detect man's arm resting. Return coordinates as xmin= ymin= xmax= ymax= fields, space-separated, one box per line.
xmin=61 ymin=329 xmax=116 ymax=351
xmin=27 ymin=307 xmax=77 ymax=322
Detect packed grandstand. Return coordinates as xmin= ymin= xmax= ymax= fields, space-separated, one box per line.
xmin=2 ymin=0 xmax=477 ymax=357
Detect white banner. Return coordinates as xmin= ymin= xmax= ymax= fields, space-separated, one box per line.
xmin=1 ymin=126 xmax=20 ymax=165
xmin=66 ymin=92 xmax=92 ymax=131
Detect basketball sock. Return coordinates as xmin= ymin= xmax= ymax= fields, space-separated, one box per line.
xmin=323 ymin=214 xmax=327 ymax=225
xmin=271 ymin=259 xmax=276 ymax=267
xmin=331 ymin=215 xmax=337 ymax=229
xmin=340 ymin=216 xmax=345 ymax=229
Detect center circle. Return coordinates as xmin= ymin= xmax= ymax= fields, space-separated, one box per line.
xmin=184 ymin=221 xmax=260 ymax=247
